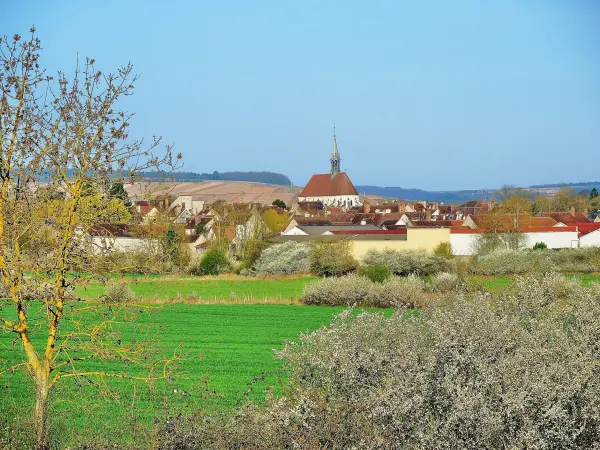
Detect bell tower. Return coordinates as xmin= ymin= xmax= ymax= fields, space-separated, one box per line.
xmin=330 ymin=126 xmax=341 ymax=177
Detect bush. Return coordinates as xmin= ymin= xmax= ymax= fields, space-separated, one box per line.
xmin=188 ymin=247 xmax=231 ymax=276
xmin=310 ymin=240 xmax=358 ymax=277
xmin=428 ymin=272 xmax=461 ymax=292
xmin=469 ymin=247 xmax=600 ymax=275
xmin=362 ymin=248 xmax=455 ymax=276
xmin=300 ymin=275 xmax=426 ymax=308
xmin=433 ymin=241 xmax=452 ymax=259
xmin=533 ymin=241 xmax=547 ymax=250
xmin=252 ymin=241 xmax=311 ymax=275
xmin=104 ymin=281 xmax=135 ymax=303
xmin=358 ymin=264 xmax=391 ymax=283
xmin=279 ymin=275 xmax=600 ymax=448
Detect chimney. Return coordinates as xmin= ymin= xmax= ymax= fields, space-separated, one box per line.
xmin=425 ymin=209 xmax=432 ymax=221
xmin=165 ymin=197 xmax=169 ymax=210
xmin=363 ymin=201 xmax=370 ymax=213
xmin=570 ymin=206 xmax=575 ymax=217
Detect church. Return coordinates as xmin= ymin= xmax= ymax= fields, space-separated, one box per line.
xmin=298 ymin=133 xmax=362 ymax=208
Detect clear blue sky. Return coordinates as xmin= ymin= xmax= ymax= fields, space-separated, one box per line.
xmin=3 ymin=0 xmax=599 ymax=190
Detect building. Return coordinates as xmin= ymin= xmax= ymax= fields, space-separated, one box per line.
xmin=297 ymin=133 xmax=361 ymax=208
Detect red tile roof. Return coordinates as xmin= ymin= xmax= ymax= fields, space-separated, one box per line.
xmin=539 ymin=212 xmax=590 ymax=224
xmin=330 ymin=229 xmax=407 ymax=235
xmin=299 ymin=172 xmax=359 ymax=197
xmin=450 ymin=226 xmax=578 ymax=234
xmin=575 ymin=223 xmax=600 ymax=237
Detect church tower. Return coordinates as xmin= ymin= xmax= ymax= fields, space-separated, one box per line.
xmin=330 ymin=127 xmax=341 ymax=177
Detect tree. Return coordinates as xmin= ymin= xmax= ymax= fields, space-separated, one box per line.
xmin=109 ymin=180 xmax=132 ymax=207
xmin=590 ymin=188 xmax=599 ymax=200
xmin=0 ymin=29 xmax=179 ymax=448
xmin=272 ymin=199 xmax=286 ymax=209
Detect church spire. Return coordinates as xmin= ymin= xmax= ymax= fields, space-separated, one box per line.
xmin=330 ymin=125 xmax=341 ymax=177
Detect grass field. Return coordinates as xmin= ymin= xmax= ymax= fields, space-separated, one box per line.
xmin=74 ymin=275 xmax=318 ymax=302
xmin=2 ymin=272 xmax=599 ymax=447
xmin=73 ymin=273 xmax=600 ymax=302
xmin=0 ymin=302 xmax=386 ymax=447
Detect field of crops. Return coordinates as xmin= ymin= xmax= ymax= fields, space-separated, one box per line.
xmin=0 ymin=302 xmax=383 ymax=447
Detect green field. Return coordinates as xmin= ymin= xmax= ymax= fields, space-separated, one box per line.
xmin=0 ymin=302 xmax=385 ymax=447
xmin=2 ymin=273 xmax=599 ymax=447
xmin=74 ymin=275 xmax=318 ymax=302
xmin=73 ymin=273 xmax=600 ymax=302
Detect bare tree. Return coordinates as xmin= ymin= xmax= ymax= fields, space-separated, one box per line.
xmin=0 ymin=29 xmax=180 ymax=448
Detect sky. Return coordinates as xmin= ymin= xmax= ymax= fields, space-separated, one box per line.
xmin=2 ymin=0 xmax=599 ymax=190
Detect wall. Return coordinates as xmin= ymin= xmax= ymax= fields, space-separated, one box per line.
xmin=450 ymin=230 xmax=580 ymax=256
xmin=298 ymin=195 xmax=361 ymax=207
xmin=352 ymin=228 xmax=450 ymax=261
xmin=581 ymin=230 xmax=600 ymax=247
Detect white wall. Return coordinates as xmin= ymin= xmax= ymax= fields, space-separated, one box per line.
xmin=298 ymin=195 xmax=361 ymax=207
xmin=450 ymin=231 xmax=580 ymax=256
xmin=581 ymin=230 xmax=600 ymax=247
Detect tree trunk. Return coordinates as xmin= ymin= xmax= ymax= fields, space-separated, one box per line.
xmin=34 ymin=372 xmax=50 ymax=450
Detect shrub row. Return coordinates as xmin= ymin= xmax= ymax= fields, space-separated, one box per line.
xmin=300 ymin=275 xmax=428 ymax=308
xmin=470 ymin=247 xmax=600 ymax=275
xmin=362 ymin=248 xmax=456 ymax=276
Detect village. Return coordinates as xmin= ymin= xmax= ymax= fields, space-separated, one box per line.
xmin=88 ymin=134 xmax=600 ymax=260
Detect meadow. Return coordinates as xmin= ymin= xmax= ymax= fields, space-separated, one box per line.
xmin=0 ymin=301 xmax=384 ymax=447
xmin=2 ymin=273 xmax=599 ymax=447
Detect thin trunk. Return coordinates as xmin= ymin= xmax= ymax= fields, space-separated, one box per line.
xmin=34 ymin=369 xmax=50 ymax=450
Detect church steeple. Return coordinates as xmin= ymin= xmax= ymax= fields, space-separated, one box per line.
xmin=330 ymin=126 xmax=341 ymax=177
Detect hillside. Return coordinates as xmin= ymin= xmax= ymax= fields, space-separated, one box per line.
xmin=139 ymin=170 xmax=292 ymax=185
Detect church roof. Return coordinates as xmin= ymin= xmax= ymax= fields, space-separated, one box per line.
xmin=299 ymin=172 xmax=359 ymax=198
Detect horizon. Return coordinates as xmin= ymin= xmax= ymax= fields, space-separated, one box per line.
xmin=3 ymin=1 xmax=599 ymax=190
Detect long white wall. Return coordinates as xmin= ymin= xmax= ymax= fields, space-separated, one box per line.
xmin=450 ymin=231 xmax=580 ymax=256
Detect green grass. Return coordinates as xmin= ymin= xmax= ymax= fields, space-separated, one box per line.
xmin=0 ymin=302 xmax=387 ymax=447
xmin=74 ymin=275 xmax=318 ymax=302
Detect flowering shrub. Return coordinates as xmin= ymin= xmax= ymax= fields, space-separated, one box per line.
xmin=104 ymin=281 xmax=135 ymax=303
xmin=428 ymin=272 xmax=462 ymax=292
xmin=310 ymin=240 xmax=358 ymax=277
xmin=252 ymin=241 xmax=311 ymax=275
xmin=470 ymin=247 xmax=600 ymax=275
xmin=300 ymin=275 xmax=426 ymax=308
xmin=358 ymin=264 xmax=392 ymax=283
xmin=362 ymin=248 xmax=455 ymax=276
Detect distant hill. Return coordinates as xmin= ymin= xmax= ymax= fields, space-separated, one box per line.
xmin=355 ymin=186 xmax=497 ymax=203
xmin=355 ymin=180 xmax=600 ymax=203
xmin=139 ymin=171 xmax=292 ymax=185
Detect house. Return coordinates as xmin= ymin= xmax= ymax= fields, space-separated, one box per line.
xmin=282 ymin=224 xmax=382 ymax=236
xmin=297 ymin=133 xmax=361 ymax=208
xmin=86 ymin=224 xmax=153 ymax=254
xmin=462 ymin=215 xmax=558 ymax=230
